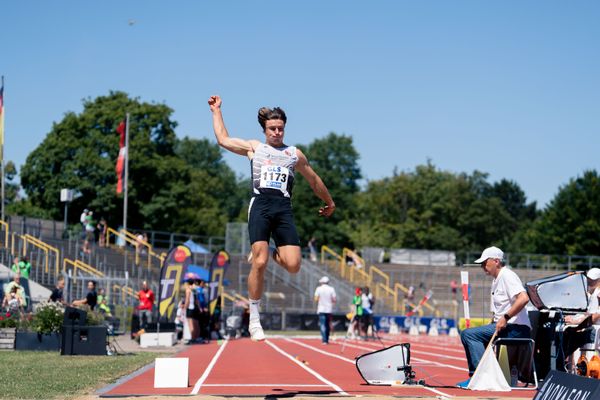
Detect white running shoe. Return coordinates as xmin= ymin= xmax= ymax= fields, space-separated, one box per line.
xmin=249 ymin=320 xmax=265 ymax=341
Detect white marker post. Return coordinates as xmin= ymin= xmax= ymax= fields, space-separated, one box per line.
xmin=461 ymin=271 xmax=470 ymax=329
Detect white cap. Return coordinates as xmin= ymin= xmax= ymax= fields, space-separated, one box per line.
xmin=474 ymin=246 xmax=504 ymax=264
xmin=587 ymin=268 xmax=600 ymax=280
xmin=319 ymin=276 xmax=329 ymax=284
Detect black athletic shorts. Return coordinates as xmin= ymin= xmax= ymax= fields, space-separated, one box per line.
xmin=248 ymin=195 xmax=300 ymax=246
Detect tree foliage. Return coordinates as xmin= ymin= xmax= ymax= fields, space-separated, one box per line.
xmin=347 ymin=162 xmax=538 ymax=253
xmin=292 ymin=133 xmax=361 ymax=247
xmin=533 ymin=170 xmax=600 ymax=255
xmin=18 ymin=92 xmax=242 ymax=236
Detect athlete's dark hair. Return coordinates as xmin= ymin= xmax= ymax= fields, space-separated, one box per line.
xmin=258 ymin=107 xmax=287 ymax=131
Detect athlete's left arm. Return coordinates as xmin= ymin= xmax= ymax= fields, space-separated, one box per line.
xmin=295 ymin=149 xmax=336 ymax=217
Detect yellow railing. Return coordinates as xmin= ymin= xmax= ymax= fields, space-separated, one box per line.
xmin=63 ymin=258 xmax=105 ymax=277
xmin=20 ymin=234 xmax=61 ymax=278
xmin=320 ymin=245 xmax=343 ymax=276
xmin=105 ymin=227 xmax=155 ymax=269
xmin=113 ymin=284 xmax=137 ymax=303
xmin=120 ymin=228 xmax=166 ymax=267
xmin=221 ymin=291 xmax=249 ymax=310
xmin=0 ymin=220 xmax=9 ymax=248
xmin=323 ymin=246 xmax=440 ymax=316
xmin=341 ymin=248 xmax=370 ymax=285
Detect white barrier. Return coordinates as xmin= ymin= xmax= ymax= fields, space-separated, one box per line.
xmin=154 ymin=357 xmax=189 ymax=388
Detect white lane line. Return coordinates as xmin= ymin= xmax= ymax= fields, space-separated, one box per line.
xmin=376 ymin=336 xmax=466 ymax=354
xmin=340 ymin=341 xmax=468 ymax=372
xmin=265 ymin=340 xmax=348 ymax=396
xmin=342 ymin=338 xmax=466 ymax=360
xmin=202 ymin=383 xmax=330 ymax=387
xmin=190 ymin=339 xmax=229 ymax=394
xmin=285 ymin=338 xmax=355 ymax=363
xmin=287 ymin=339 xmax=455 ymax=398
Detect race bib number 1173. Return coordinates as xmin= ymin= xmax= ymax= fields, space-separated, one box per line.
xmin=259 ymin=166 xmax=289 ymax=191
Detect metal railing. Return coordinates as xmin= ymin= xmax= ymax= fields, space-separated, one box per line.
xmin=63 ymin=258 xmax=105 ymax=277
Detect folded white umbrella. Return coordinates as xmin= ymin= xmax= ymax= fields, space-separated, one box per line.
xmin=468 ymin=332 xmax=511 ymax=392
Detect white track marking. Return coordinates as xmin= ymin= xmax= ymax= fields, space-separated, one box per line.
xmin=283 ymin=338 xmax=454 ymax=398
xmin=265 ymin=340 xmax=348 ymax=396
xmin=285 ymin=338 xmax=355 ymax=363
xmin=339 ymin=341 xmax=468 ymax=372
xmin=201 ymin=383 xmax=330 ymax=387
xmin=190 ymin=339 xmax=229 ymax=394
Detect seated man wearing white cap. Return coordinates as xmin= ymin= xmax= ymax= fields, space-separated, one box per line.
xmin=314 ymin=276 xmax=337 ymax=345
xmin=457 ymin=246 xmax=531 ymax=388
xmin=557 ymin=268 xmax=600 ymax=371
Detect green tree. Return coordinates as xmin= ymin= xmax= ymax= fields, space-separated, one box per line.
xmin=349 ymin=162 xmax=537 ymax=253
xmin=18 ymin=92 xmax=243 ymax=237
xmin=292 ymin=133 xmax=361 ymax=248
xmin=533 ymin=170 xmax=600 ymax=255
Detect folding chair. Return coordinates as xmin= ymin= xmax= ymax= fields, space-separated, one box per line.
xmin=494 ymin=337 xmax=538 ymax=390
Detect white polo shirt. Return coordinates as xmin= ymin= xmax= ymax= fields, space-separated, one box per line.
xmin=314 ymin=284 xmax=337 ymax=314
xmin=491 ymin=267 xmax=531 ymax=328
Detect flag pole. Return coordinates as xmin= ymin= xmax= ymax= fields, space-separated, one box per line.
xmin=123 ymin=112 xmax=130 ymax=233
xmin=1 ymin=75 xmax=5 ymax=222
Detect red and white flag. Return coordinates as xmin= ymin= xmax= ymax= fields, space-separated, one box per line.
xmin=115 ymin=120 xmax=127 ymax=195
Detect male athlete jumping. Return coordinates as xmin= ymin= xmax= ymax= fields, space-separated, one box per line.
xmin=208 ymin=95 xmax=336 ymax=341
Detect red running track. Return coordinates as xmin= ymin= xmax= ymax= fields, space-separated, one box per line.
xmin=101 ymin=333 xmax=536 ymax=398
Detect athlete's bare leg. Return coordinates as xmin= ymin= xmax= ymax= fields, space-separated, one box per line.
xmin=247 ymin=243 xmax=301 ymax=341
xmin=272 ymin=245 xmax=301 ymax=274
xmin=247 ymin=241 xmax=269 ymax=341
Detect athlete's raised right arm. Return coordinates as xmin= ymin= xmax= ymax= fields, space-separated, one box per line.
xmin=208 ymin=95 xmax=258 ymax=157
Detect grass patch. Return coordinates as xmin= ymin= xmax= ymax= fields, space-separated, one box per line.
xmin=0 ymin=350 xmax=159 ymax=400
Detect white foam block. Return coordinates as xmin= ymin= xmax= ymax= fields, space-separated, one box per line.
xmin=154 ymin=357 xmax=189 ymax=388
xmin=140 ymin=332 xmax=177 ymax=348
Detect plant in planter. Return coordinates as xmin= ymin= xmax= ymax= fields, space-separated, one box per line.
xmin=31 ymin=301 xmax=65 ymax=334
xmin=0 ymin=311 xmax=19 ymax=329
xmin=0 ymin=311 xmax=19 ymax=349
xmin=15 ymin=301 xmax=64 ymax=351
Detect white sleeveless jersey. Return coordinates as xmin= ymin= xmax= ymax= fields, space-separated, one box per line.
xmin=251 ymin=143 xmax=298 ymax=198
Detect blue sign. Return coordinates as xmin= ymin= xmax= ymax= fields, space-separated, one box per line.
xmin=374 ymin=315 xmax=456 ymax=334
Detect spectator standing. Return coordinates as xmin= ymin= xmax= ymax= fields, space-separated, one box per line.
xmin=97 ymin=218 xmax=107 ymax=247
xmin=50 ymin=277 xmax=66 ymax=304
xmin=80 ymin=209 xmax=89 ymax=228
xmin=137 ymin=280 xmax=155 ymax=329
xmin=361 ymin=286 xmax=375 ymax=337
xmin=11 ymin=256 xmax=31 ymax=280
xmin=352 ymin=287 xmax=364 ymax=337
xmin=450 ymin=279 xmax=458 ymax=301
xmin=73 ymin=280 xmax=98 ymax=310
xmin=314 ymin=276 xmax=337 ymax=344
xmin=308 ymin=237 xmax=318 ymax=262
xmin=184 ymin=278 xmax=200 ymax=344
xmin=196 ymin=279 xmax=209 ymax=342
xmin=82 ymin=213 xmax=95 ymax=254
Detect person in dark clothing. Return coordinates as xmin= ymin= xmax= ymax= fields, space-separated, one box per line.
xmin=50 ymin=277 xmax=66 ymax=304
xmin=73 ymin=280 xmax=97 ymax=310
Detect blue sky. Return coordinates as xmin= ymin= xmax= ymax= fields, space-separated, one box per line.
xmin=2 ymin=1 xmax=598 ymax=208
